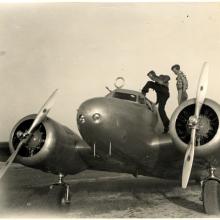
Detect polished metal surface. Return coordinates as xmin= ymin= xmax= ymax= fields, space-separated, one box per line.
xmin=1 ymin=87 xmax=220 ymax=215
xmin=170 ymin=98 xmax=220 ymax=158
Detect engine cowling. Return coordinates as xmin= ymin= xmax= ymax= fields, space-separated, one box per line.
xmin=170 ymin=98 xmax=220 ymax=158
xmin=9 ymin=114 xmax=91 ymax=175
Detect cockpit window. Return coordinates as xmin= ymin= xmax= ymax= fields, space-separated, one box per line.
xmin=113 ymin=92 xmax=137 ymax=102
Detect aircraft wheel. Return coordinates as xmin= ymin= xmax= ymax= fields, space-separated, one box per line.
xmin=61 ymin=196 xmax=71 ymax=206
xmin=48 ymin=185 xmax=71 ymax=211
xmin=203 ymin=179 xmax=220 ymax=215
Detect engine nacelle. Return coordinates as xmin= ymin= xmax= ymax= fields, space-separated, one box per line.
xmin=170 ymin=98 xmax=220 ymax=158
xmin=9 ymin=114 xmax=91 ymax=175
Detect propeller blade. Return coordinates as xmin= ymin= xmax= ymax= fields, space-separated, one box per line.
xmin=0 ymin=139 xmax=26 ymax=179
xmin=195 ymin=62 xmax=209 ymax=117
xmin=182 ymin=128 xmax=196 ymax=188
xmin=27 ymin=89 xmax=58 ymax=134
xmin=181 ymin=62 xmax=209 ymax=189
xmin=0 ymin=89 xmax=59 ymax=180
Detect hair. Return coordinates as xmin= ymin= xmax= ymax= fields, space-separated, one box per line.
xmin=171 ymin=64 xmax=180 ymax=71
xmin=147 ymin=70 xmax=155 ymax=76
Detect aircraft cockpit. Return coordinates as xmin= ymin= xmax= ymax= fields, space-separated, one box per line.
xmin=106 ymin=88 xmax=154 ymax=111
xmin=105 ymin=77 xmax=153 ymax=110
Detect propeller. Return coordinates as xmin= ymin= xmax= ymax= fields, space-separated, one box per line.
xmin=182 ymin=62 xmax=209 ymax=188
xmin=0 ymin=89 xmax=58 ymax=179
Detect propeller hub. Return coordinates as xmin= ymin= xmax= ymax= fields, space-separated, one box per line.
xmin=187 ymin=115 xmax=212 ymax=142
xmin=188 ymin=115 xmax=199 ymax=129
xmin=12 ymin=118 xmax=46 ymax=157
xmin=26 ymin=130 xmax=44 ymax=149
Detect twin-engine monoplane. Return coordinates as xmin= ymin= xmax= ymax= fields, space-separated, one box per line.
xmin=0 ymin=62 xmax=220 ymax=215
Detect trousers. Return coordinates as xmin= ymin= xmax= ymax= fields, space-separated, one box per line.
xmin=178 ymin=90 xmax=188 ymax=105
xmin=158 ymin=95 xmax=170 ymax=130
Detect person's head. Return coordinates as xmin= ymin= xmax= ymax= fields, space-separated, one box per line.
xmin=171 ymin=64 xmax=180 ymax=75
xmin=147 ymin=70 xmax=156 ymax=80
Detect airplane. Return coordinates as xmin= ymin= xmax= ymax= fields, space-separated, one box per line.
xmin=0 ymin=62 xmax=220 ymax=215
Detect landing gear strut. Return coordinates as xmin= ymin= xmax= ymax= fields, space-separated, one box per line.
xmin=201 ymin=165 xmax=220 ymax=215
xmin=49 ymin=173 xmax=71 ymax=207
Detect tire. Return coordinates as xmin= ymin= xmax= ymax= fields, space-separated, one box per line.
xmin=203 ymin=180 xmax=220 ymax=215
xmin=47 ymin=185 xmax=70 ymax=211
xmin=60 ymin=196 xmax=71 ymax=211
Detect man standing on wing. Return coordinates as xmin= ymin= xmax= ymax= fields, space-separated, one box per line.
xmin=171 ymin=64 xmax=188 ymax=105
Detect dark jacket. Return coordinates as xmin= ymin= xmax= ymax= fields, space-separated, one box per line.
xmin=142 ymin=81 xmax=169 ymax=104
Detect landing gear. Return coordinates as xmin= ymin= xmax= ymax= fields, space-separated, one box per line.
xmin=48 ymin=173 xmax=71 ymax=209
xmin=201 ymin=166 xmax=220 ymax=215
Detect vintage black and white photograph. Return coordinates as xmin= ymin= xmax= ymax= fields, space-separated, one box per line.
xmin=0 ymin=1 xmax=220 ymax=218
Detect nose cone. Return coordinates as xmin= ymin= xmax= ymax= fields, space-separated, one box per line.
xmin=77 ymin=98 xmax=110 ymax=138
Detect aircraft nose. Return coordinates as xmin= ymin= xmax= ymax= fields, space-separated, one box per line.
xmin=77 ymin=98 xmax=108 ymax=127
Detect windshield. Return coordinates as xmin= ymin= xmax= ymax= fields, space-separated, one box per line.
xmin=113 ymin=92 xmax=137 ymax=102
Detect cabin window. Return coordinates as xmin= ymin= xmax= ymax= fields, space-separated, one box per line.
xmin=113 ymin=92 xmax=137 ymax=102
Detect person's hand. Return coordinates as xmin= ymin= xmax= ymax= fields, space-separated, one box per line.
xmin=147 ymin=71 xmax=156 ymax=80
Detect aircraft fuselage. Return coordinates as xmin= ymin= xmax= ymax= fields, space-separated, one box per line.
xmin=77 ymin=89 xmax=185 ymax=179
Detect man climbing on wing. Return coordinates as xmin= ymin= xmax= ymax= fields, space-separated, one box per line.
xmin=142 ymin=70 xmax=170 ymax=134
